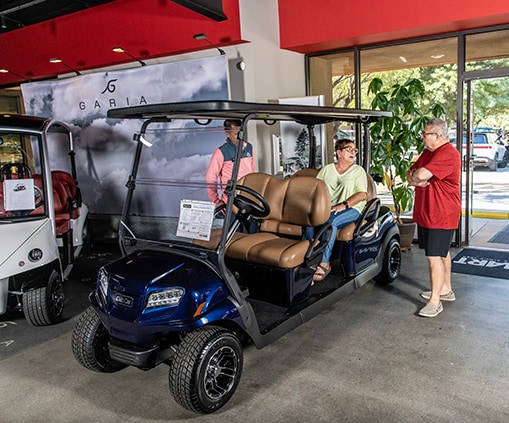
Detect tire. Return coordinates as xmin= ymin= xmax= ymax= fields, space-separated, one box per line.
xmin=374 ymin=237 xmax=401 ymax=284
xmin=169 ymin=326 xmax=243 ymax=414
xmin=71 ymin=306 xmax=127 ymax=373
xmin=22 ymin=270 xmax=64 ymax=326
xmin=489 ymin=155 xmax=497 ymax=171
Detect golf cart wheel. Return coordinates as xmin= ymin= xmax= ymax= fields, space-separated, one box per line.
xmin=169 ymin=326 xmax=243 ymax=414
xmin=374 ymin=237 xmax=401 ymax=284
xmin=22 ymin=270 xmax=64 ymax=326
xmin=71 ymin=306 xmax=127 ymax=373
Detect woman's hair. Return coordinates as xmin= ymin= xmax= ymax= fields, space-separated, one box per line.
xmin=334 ymin=138 xmax=354 ymax=151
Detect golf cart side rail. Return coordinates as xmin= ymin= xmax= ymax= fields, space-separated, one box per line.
xmin=107 ymin=100 xmax=391 ymax=125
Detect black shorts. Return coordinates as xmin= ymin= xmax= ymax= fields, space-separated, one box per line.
xmin=417 ymin=226 xmax=455 ymax=257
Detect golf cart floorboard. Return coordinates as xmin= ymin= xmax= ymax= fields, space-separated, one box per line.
xmin=247 ymin=272 xmax=352 ymax=334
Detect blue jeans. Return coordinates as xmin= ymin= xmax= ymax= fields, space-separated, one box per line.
xmin=307 ymin=208 xmax=361 ymax=264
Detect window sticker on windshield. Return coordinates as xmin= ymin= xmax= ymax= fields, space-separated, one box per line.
xmin=3 ymin=179 xmax=36 ymax=211
xmin=176 ymin=199 xmax=215 ymax=241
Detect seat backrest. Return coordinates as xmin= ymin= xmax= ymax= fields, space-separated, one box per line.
xmin=366 ymin=173 xmax=377 ymax=202
xmin=51 ymin=170 xmax=76 ymax=201
xmin=336 ymin=173 xmax=378 ymax=241
xmin=292 ymin=168 xmax=319 ymax=178
xmin=237 ymin=173 xmax=330 ymax=237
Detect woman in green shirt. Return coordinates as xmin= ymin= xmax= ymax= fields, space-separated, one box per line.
xmin=312 ymin=139 xmax=368 ymax=282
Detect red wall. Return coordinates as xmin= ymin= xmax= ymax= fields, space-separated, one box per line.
xmin=278 ymin=0 xmax=509 ymax=53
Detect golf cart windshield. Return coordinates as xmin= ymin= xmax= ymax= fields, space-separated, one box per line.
xmin=108 ymin=100 xmax=391 ymax=256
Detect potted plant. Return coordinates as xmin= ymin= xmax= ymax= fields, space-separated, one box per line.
xmin=368 ymin=77 xmax=445 ymax=248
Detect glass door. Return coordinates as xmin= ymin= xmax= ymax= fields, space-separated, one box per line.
xmin=460 ymin=75 xmax=509 ymax=247
xmin=462 ymin=79 xmax=475 ymax=244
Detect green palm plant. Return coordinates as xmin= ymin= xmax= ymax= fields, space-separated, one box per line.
xmin=369 ymin=77 xmax=445 ymax=222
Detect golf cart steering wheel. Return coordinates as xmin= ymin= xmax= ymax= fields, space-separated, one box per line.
xmin=233 ymin=185 xmax=270 ymax=220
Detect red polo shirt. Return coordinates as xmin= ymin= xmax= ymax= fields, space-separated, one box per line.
xmin=410 ymin=142 xmax=461 ymax=230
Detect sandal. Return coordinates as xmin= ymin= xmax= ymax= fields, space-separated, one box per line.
xmin=312 ymin=263 xmax=331 ymax=283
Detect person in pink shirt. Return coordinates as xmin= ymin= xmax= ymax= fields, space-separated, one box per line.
xmin=206 ymin=119 xmax=256 ymax=208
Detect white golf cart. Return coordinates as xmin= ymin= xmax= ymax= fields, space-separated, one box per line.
xmin=0 ymin=114 xmax=89 ymax=326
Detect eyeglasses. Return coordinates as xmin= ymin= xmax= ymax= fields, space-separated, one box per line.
xmin=421 ymin=132 xmax=440 ymax=138
xmin=339 ymin=146 xmax=358 ymax=154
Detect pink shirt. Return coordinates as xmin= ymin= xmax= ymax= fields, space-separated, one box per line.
xmin=205 ymin=140 xmax=256 ymax=204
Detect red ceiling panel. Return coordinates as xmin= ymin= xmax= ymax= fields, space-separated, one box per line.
xmin=278 ymin=0 xmax=509 ymax=53
xmin=0 ymin=0 xmax=243 ymax=87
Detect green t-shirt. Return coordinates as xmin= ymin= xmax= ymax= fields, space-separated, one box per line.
xmin=317 ymin=163 xmax=368 ymax=213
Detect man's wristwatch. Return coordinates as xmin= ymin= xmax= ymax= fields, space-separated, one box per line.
xmin=342 ymin=201 xmax=349 ymax=209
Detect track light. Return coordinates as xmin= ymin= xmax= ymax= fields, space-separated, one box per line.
xmin=112 ymin=46 xmax=146 ymax=66
xmin=0 ymin=68 xmax=31 ymax=82
xmin=1 ymin=15 xmax=6 ymax=29
xmin=49 ymin=58 xmax=81 ymax=76
xmin=193 ymin=33 xmax=225 ymax=55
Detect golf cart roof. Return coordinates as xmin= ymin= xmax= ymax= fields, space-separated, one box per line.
xmin=107 ymin=100 xmax=391 ymax=125
xmin=0 ymin=114 xmax=72 ymax=134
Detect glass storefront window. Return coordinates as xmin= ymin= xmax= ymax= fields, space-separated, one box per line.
xmin=360 ymin=38 xmax=458 ymax=120
xmin=466 ymin=29 xmax=509 ymax=72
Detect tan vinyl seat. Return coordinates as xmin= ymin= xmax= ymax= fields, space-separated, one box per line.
xmin=293 ymin=168 xmax=377 ymax=241
xmin=195 ymin=172 xmax=330 ymax=269
xmin=227 ymin=173 xmax=330 ymax=268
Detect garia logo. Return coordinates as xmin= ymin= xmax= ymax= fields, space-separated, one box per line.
xmin=101 ymin=79 xmax=118 ymax=94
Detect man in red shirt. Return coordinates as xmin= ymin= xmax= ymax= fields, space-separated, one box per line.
xmin=406 ymin=118 xmax=461 ymax=318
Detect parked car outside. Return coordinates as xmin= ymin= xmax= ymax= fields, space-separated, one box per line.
xmin=452 ymin=131 xmax=507 ymax=171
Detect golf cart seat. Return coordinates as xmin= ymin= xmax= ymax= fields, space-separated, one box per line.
xmin=225 ymin=172 xmax=331 ymax=268
xmin=31 ymin=170 xmax=81 ymax=234
xmin=51 ymin=171 xmax=81 ymax=234
xmin=215 ymin=172 xmax=332 ymax=307
xmin=292 ymin=168 xmax=380 ymax=241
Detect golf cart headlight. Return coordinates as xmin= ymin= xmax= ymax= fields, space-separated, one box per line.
xmin=146 ymin=288 xmax=184 ymax=309
xmin=98 ymin=268 xmax=109 ymax=296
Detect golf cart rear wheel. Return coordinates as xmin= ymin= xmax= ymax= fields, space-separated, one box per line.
xmin=22 ymin=270 xmax=64 ymax=326
xmin=169 ymin=326 xmax=243 ymax=414
xmin=374 ymin=237 xmax=401 ymax=284
xmin=71 ymin=306 xmax=127 ymax=373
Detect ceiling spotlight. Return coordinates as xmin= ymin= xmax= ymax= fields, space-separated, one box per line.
xmin=49 ymin=58 xmax=81 ymax=76
xmin=112 ymin=46 xmax=146 ymax=66
xmin=1 ymin=15 xmax=6 ymax=29
xmin=431 ymin=54 xmax=445 ymax=59
xmin=399 ymin=56 xmax=408 ymax=63
xmin=193 ymin=33 xmax=225 ymax=56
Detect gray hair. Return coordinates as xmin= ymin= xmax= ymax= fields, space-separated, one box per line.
xmin=426 ymin=118 xmax=448 ymax=139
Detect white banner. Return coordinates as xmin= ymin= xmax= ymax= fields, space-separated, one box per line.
xmin=21 ymin=56 xmax=229 ymax=214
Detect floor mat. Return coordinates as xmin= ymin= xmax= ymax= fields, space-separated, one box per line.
xmin=488 ymin=224 xmax=509 ymax=244
xmin=452 ymin=248 xmax=509 ymax=280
